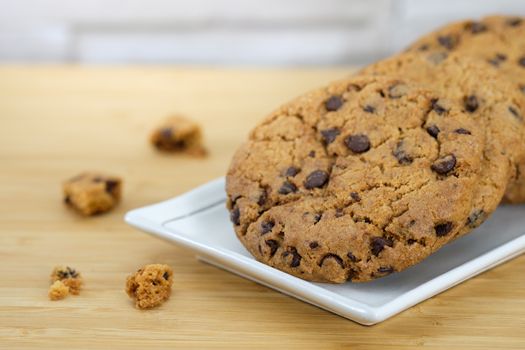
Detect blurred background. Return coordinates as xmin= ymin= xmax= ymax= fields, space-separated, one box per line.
xmin=1 ymin=0 xmax=524 ymax=66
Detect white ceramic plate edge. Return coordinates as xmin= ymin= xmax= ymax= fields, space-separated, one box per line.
xmin=124 ymin=177 xmax=525 ymax=325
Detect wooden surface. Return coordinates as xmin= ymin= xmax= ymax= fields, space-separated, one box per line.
xmin=0 ymin=66 xmax=524 ymax=349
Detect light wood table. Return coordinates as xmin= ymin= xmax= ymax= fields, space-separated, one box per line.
xmin=0 ymin=66 xmax=524 ymax=349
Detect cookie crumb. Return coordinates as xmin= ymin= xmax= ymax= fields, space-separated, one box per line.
xmin=63 ymin=172 xmax=122 ymax=216
xmin=125 ymin=264 xmax=174 ymax=309
xmin=48 ymin=280 xmax=69 ymax=301
xmin=50 ymin=266 xmax=83 ymax=295
xmin=150 ymin=116 xmax=207 ymax=156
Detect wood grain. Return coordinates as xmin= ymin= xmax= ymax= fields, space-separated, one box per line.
xmin=0 ymin=66 xmax=524 ymax=349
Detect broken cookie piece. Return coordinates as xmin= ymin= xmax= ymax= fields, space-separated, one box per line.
xmin=150 ymin=116 xmax=206 ymax=156
xmin=125 ymin=264 xmax=174 ymax=309
xmin=50 ymin=266 xmax=83 ymax=295
xmin=63 ymin=172 xmax=122 ymax=216
xmin=48 ymin=280 xmax=69 ymax=301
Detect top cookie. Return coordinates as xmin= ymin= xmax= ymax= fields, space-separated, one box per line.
xmin=226 ymin=75 xmax=508 ymax=283
xmin=361 ymin=51 xmax=525 ymax=207
xmin=405 ymin=15 xmax=525 ymax=202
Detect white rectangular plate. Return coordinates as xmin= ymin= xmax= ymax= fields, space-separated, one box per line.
xmin=125 ymin=177 xmax=525 ymax=325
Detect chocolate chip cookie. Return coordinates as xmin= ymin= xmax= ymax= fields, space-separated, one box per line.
xmin=405 ymin=15 xmax=525 ymax=203
xmin=150 ymin=116 xmax=207 ymax=156
xmin=361 ymin=51 xmax=525 ymax=212
xmin=125 ymin=264 xmax=174 ymax=309
xmin=226 ymin=75 xmax=510 ymax=283
xmin=63 ymin=172 xmax=122 ymax=216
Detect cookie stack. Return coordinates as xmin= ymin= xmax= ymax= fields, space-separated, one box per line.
xmin=226 ymin=16 xmax=525 ymax=283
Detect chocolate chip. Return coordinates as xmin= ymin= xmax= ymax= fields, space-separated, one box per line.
xmin=151 ymin=280 xmax=158 ymax=286
xmin=309 ymin=241 xmax=319 ymax=249
xmin=426 ymin=124 xmax=440 ymax=138
xmin=489 ymin=53 xmax=507 ymax=66
xmin=496 ymin=53 xmax=507 ymax=61
xmin=265 ymin=240 xmax=279 ymax=257
xmin=434 ymin=222 xmax=454 ymax=237
xmin=437 ymin=35 xmax=457 ymax=50
xmin=288 ymin=247 xmax=302 ymax=267
xmin=64 ymin=196 xmax=71 ymax=204
xmin=363 ymin=105 xmax=375 ymax=113
xmin=257 ymin=189 xmax=267 ymax=206
xmin=464 ymin=95 xmax=479 ymax=112
xmin=507 ymin=18 xmax=522 ymax=26
xmin=285 ymin=166 xmax=300 ymax=177
xmin=509 ymin=106 xmax=523 ymax=120
xmin=520 ymin=84 xmax=525 ymax=94
xmin=260 ymin=220 xmax=275 ymax=235
xmin=313 ymin=213 xmax=322 ymax=224
xmin=418 ymin=44 xmax=429 ymax=51
xmin=320 ymin=128 xmax=341 ymax=144
xmin=344 ymin=134 xmax=371 ymax=153
xmin=335 ymin=208 xmax=344 ymax=217
xmin=105 ymin=180 xmax=118 ymax=194
xmin=308 ymin=150 xmax=316 ymax=158
xmin=163 ymin=271 xmax=169 ymax=280
xmin=230 ymin=207 xmax=240 ymax=225
xmin=347 ymin=252 xmax=358 ymax=262
xmin=431 ymin=154 xmax=457 ymax=175
xmin=370 ymin=237 xmax=393 ymax=256
xmin=393 ymin=141 xmax=413 ymax=165
xmin=325 ymin=95 xmax=344 ymax=111
xmin=346 ymin=269 xmax=358 ymax=281
xmin=350 ymin=192 xmax=361 ymax=202
xmin=319 ymin=254 xmax=345 ymax=268
xmin=160 ymin=127 xmax=172 ymax=139
xmin=407 ymin=239 xmax=417 ymax=245
xmin=304 ymin=170 xmax=329 ymax=189
xmin=278 ymin=181 xmax=297 ymax=195
xmin=431 ymin=99 xmax=447 ymax=115
xmin=454 ymin=128 xmax=471 ymax=135
xmin=519 ymin=57 xmax=525 ymax=67
xmin=377 ymin=266 xmax=394 ymax=275
xmin=466 ymin=209 xmax=486 ymax=228
xmin=467 ymin=21 xmax=487 ymax=34
xmin=66 ymin=267 xmax=78 ymax=278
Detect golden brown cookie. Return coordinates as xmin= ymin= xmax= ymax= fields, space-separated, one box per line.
xmin=406 ymin=15 xmax=525 ymax=203
xmin=63 ymin=172 xmax=122 ymax=216
xmin=226 ymin=75 xmax=511 ymax=283
xmin=150 ymin=116 xmax=206 ymax=156
xmin=361 ymin=51 xmax=525 ymax=211
xmin=125 ymin=264 xmax=174 ymax=309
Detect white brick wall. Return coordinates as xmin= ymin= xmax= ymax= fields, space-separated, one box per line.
xmin=0 ymin=0 xmax=523 ymax=65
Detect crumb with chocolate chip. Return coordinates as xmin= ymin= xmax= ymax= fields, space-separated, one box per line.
xmin=63 ymin=172 xmax=122 ymax=216
xmin=125 ymin=264 xmax=174 ymax=309
xmin=48 ymin=280 xmax=69 ymax=301
xmin=50 ymin=266 xmax=83 ymax=295
xmin=150 ymin=116 xmax=206 ymax=156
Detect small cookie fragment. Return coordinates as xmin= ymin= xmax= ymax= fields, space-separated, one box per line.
xmin=150 ymin=116 xmax=206 ymax=156
xmin=63 ymin=172 xmax=122 ymax=216
xmin=48 ymin=280 xmax=69 ymax=301
xmin=125 ymin=264 xmax=174 ymax=309
xmin=50 ymin=266 xmax=83 ymax=295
